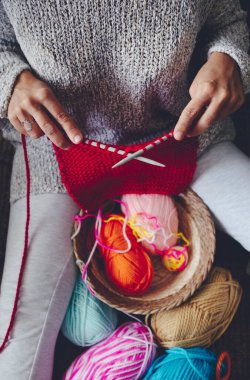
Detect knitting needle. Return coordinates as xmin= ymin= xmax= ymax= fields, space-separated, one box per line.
xmin=112 ymin=132 xmax=173 ymax=168
xmin=123 ymin=154 xmax=165 ymax=167
xmin=84 ymin=139 xmax=166 ymax=167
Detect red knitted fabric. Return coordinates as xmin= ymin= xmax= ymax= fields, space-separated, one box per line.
xmin=53 ymin=131 xmax=198 ymax=211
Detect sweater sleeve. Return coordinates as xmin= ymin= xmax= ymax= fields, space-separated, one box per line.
xmin=0 ymin=1 xmax=31 ymax=118
xmin=201 ymin=0 xmax=250 ymax=94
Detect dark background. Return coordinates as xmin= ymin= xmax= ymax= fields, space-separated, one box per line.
xmin=233 ymin=1 xmax=250 ymax=157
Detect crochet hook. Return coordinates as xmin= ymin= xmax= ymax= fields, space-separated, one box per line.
xmin=112 ymin=132 xmax=173 ymax=169
xmin=84 ymin=139 xmax=165 ymax=167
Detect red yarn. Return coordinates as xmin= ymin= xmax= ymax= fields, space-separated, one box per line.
xmin=53 ymin=131 xmax=198 ymax=211
xmin=0 ymin=135 xmax=31 ymax=352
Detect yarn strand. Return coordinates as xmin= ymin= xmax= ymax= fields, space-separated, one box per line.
xmin=216 ymin=352 xmax=231 ymax=380
xmin=71 ymin=213 xmax=96 ymax=240
xmin=0 ymin=135 xmax=31 ymax=352
xmin=96 ymin=199 xmax=132 ymax=254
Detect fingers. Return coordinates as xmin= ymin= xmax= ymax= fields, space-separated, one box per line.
xmin=174 ymin=51 xmax=246 ymax=141
xmin=27 ymin=103 xmax=71 ymax=149
xmin=40 ymin=89 xmax=83 ymax=144
xmin=9 ymin=115 xmax=28 ymax=136
xmin=186 ymin=88 xmax=229 ymax=137
xmin=15 ymin=110 xmax=44 ymax=138
xmin=185 ymin=100 xmax=222 ymax=137
xmin=9 ymin=97 xmax=81 ymax=149
xmin=185 ymin=90 xmax=245 ymax=138
xmin=174 ymin=83 xmax=245 ymax=141
xmin=173 ymin=98 xmax=208 ymax=140
xmin=10 ymin=107 xmax=71 ymax=149
xmin=8 ymin=72 xmax=83 ymax=149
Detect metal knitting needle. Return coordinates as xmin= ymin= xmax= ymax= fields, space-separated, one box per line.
xmin=122 ymin=154 xmax=165 ymax=167
xmin=84 ymin=139 xmax=165 ymax=167
xmin=112 ymin=132 xmax=173 ymax=169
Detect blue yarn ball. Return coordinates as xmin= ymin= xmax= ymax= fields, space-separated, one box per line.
xmin=143 ymin=347 xmax=226 ymax=380
xmin=61 ymin=274 xmax=118 ymax=347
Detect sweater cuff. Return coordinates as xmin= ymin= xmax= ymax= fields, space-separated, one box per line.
xmin=0 ymin=51 xmax=30 ymax=118
xmin=207 ymin=44 xmax=250 ymax=94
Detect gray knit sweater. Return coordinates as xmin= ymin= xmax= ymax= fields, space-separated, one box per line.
xmin=0 ymin=0 xmax=250 ymax=204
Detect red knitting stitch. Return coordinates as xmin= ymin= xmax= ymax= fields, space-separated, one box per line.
xmin=53 ymin=131 xmax=198 ymax=211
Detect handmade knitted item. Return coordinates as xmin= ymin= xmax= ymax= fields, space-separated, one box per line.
xmin=53 ymin=131 xmax=198 ymax=211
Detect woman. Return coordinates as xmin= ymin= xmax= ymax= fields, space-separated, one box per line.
xmin=0 ymin=1 xmax=249 ymax=379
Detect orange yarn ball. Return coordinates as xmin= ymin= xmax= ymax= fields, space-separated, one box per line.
xmin=99 ymin=216 xmax=154 ymax=295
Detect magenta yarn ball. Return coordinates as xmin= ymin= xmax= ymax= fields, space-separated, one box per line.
xmin=63 ymin=322 xmax=156 ymax=380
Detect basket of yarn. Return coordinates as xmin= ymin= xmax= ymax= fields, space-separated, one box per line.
xmin=72 ymin=188 xmax=215 ymax=314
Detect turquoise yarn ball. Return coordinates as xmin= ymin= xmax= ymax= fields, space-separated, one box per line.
xmin=61 ymin=274 xmax=118 ymax=347
xmin=143 ymin=347 xmax=226 ymax=380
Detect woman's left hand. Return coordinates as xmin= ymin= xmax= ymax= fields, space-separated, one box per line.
xmin=173 ymin=52 xmax=245 ymax=140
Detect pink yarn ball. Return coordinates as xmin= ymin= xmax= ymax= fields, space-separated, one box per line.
xmin=121 ymin=194 xmax=178 ymax=254
xmin=162 ymin=246 xmax=188 ymax=272
xmin=63 ymin=322 xmax=156 ymax=380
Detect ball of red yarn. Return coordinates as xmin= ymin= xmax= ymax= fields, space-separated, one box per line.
xmin=99 ymin=215 xmax=154 ymax=295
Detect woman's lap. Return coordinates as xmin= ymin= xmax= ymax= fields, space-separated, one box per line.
xmin=191 ymin=141 xmax=250 ymax=252
xmin=0 ymin=193 xmax=78 ymax=380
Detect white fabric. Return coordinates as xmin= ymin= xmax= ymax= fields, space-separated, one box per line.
xmin=0 ymin=194 xmax=78 ymax=380
xmin=192 ymin=141 xmax=250 ymax=252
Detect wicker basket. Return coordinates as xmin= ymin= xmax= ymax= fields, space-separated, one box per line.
xmin=72 ymin=189 xmax=215 ymax=315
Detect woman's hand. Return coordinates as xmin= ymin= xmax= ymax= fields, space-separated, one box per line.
xmin=8 ymin=70 xmax=83 ymax=149
xmin=173 ymin=52 xmax=245 ymax=141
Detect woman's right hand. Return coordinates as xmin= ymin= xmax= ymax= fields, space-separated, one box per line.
xmin=7 ymin=70 xmax=83 ymax=149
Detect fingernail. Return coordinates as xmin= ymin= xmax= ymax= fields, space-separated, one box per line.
xmin=174 ymin=131 xmax=184 ymax=140
xmin=74 ymin=135 xmax=82 ymax=144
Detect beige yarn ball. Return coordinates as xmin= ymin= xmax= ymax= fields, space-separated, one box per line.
xmin=146 ymin=267 xmax=242 ymax=348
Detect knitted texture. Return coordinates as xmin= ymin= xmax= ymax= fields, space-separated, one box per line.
xmin=147 ymin=267 xmax=242 ymax=349
xmin=0 ymin=0 xmax=249 ymax=203
xmin=54 ymin=132 xmax=198 ymax=211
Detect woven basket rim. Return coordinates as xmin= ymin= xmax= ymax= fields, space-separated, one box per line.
xmin=72 ymin=188 xmax=215 ymax=315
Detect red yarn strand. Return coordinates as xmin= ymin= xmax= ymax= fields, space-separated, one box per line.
xmin=0 ymin=134 xmax=31 ymax=352
xmin=216 ymin=352 xmax=231 ymax=380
